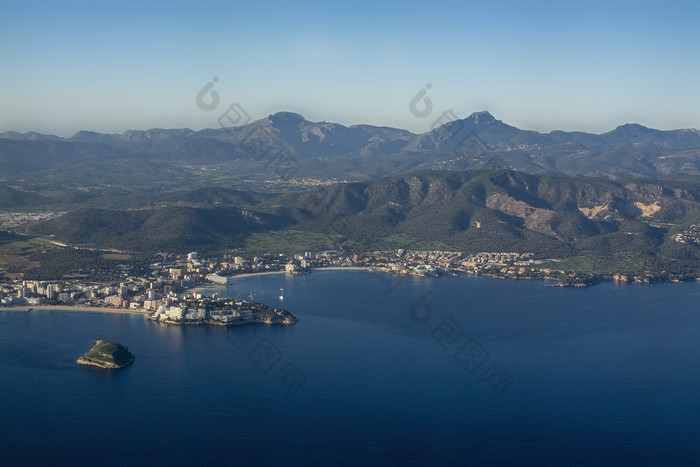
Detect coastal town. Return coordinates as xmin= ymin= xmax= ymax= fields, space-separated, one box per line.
xmin=3 ymin=245 xmax=688 ymax=314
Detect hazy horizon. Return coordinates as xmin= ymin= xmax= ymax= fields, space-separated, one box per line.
xmin=2 ymin=0 xmax=699 ymax=137
xmin=3 ymin=109 xmax=700 ymax=140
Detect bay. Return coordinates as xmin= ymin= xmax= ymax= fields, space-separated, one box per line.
xmin=1 ymin=271 xmax=698 ymax=465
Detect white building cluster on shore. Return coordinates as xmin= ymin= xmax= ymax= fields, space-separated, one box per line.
xmin=0 ymin=249 xmax=548 ymax=308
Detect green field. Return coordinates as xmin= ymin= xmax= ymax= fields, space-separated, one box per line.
xmin=242 ymin=230 xmax=338 ymax=254
xmin=540 ymin=255 xmax=646 ymax=275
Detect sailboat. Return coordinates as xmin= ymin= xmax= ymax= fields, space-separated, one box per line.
xmin=279 ymin=286 xmax=284 ymax=301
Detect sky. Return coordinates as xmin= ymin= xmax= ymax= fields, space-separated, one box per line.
xmin=1 ymin=0 xmax=699 ymax=136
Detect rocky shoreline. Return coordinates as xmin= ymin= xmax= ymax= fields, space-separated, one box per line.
xmin=150 ymin=314 xmax=298 ymax=326
xmin=76 ymin=340 xmax=135 ymax=369
xmin=148 ymin=302 xmax=298 ymax=326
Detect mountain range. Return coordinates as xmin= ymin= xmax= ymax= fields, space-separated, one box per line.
xmin=2 ymin=111 xmax=699 ymax=201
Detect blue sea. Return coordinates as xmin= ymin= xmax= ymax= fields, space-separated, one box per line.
xmin=1 ymin=271 xmax=699 ymax=465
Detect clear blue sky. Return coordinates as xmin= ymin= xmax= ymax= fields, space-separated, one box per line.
xmin=1 ymin=0 xmax=698 ymax=136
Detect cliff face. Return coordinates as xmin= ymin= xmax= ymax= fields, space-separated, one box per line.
xmin=76 ymin=340 xmax=134 ymax=369
xmin=277 ymin=169 xmax=699 ymax=243
xmin=253 ymin=307 xmax=298 ymax=325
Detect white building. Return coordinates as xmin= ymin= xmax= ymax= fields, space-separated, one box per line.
xmin=185 ymin=308 xmax=208 ymax=320
xmin=165 ymin=306 xmax=186 ymax=321
xmin=207 ymin=274 xmax=230 ymax=285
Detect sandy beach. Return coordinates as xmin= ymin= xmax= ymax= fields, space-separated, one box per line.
xmin=228 ymin=270 xmax=287 ymax=279
xmin=205 ymin=267 xmax=373 ymax=284
xmin=229 ymin=267 xmax=372 ymax=277
xmin=190 ymin=270 xmax=287 ymax=292
xmin=1 ymin=305 xmax=149 ymax=316
xmin=312 ymin=267 xmax=373 ymax=272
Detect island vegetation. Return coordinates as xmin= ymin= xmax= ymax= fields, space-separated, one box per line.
xmin=76 ymin=340 xmax=135 ymax=369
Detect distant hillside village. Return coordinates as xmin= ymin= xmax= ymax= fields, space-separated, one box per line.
xmin=675 ymin=224 xmax=700 ymax=245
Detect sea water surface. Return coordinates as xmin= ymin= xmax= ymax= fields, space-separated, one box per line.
xmin=1 ymin=271 xmax=699 ymax=465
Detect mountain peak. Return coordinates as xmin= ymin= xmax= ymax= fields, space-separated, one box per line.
xmin=71 ymin=130 xmax=108 ymax=139
xmin=615 ymin=123 xmax=649 ymax=131
xmin=0 ymin=130 xmax=62 ymax=141
xmin=466 ymin=111 xmax=497 ymax=124
xmin=267 ymin=111 xmax=306 ymax=124
xmin=606 ymin=123 xmax=653 ymax=136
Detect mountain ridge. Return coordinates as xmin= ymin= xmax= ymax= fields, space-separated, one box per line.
xmin=4 ymin=110 xmax=698 ymax=143
xmin=2 ymin=112 xmax=699 ymax=194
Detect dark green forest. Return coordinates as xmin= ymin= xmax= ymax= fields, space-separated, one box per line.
xmin=9 ymin=169 xmax=699 ymax=277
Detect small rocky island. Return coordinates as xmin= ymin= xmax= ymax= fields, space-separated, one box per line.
xmin=76 ymin=340 xmax=135 ymax=369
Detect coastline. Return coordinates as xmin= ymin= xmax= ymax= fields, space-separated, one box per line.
xmin=228 ymin=270 xmax=287 ymax=279
xmin=190 ymin=270 xmax=287 ymax=293
xmin=2 ymin=269 xmax=374 ymax=315
xmin=192 ymin=267 xmax=372 ymax=290
xmin=228 ymin=266 xmax=371 ymax=278
xmin=1 ymin=305 xmax=149 ymax=316
xmin=313 ymin=266 xmax=372 ymax=272
xmin=4 ymin=269 xmax=695 ymax=317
